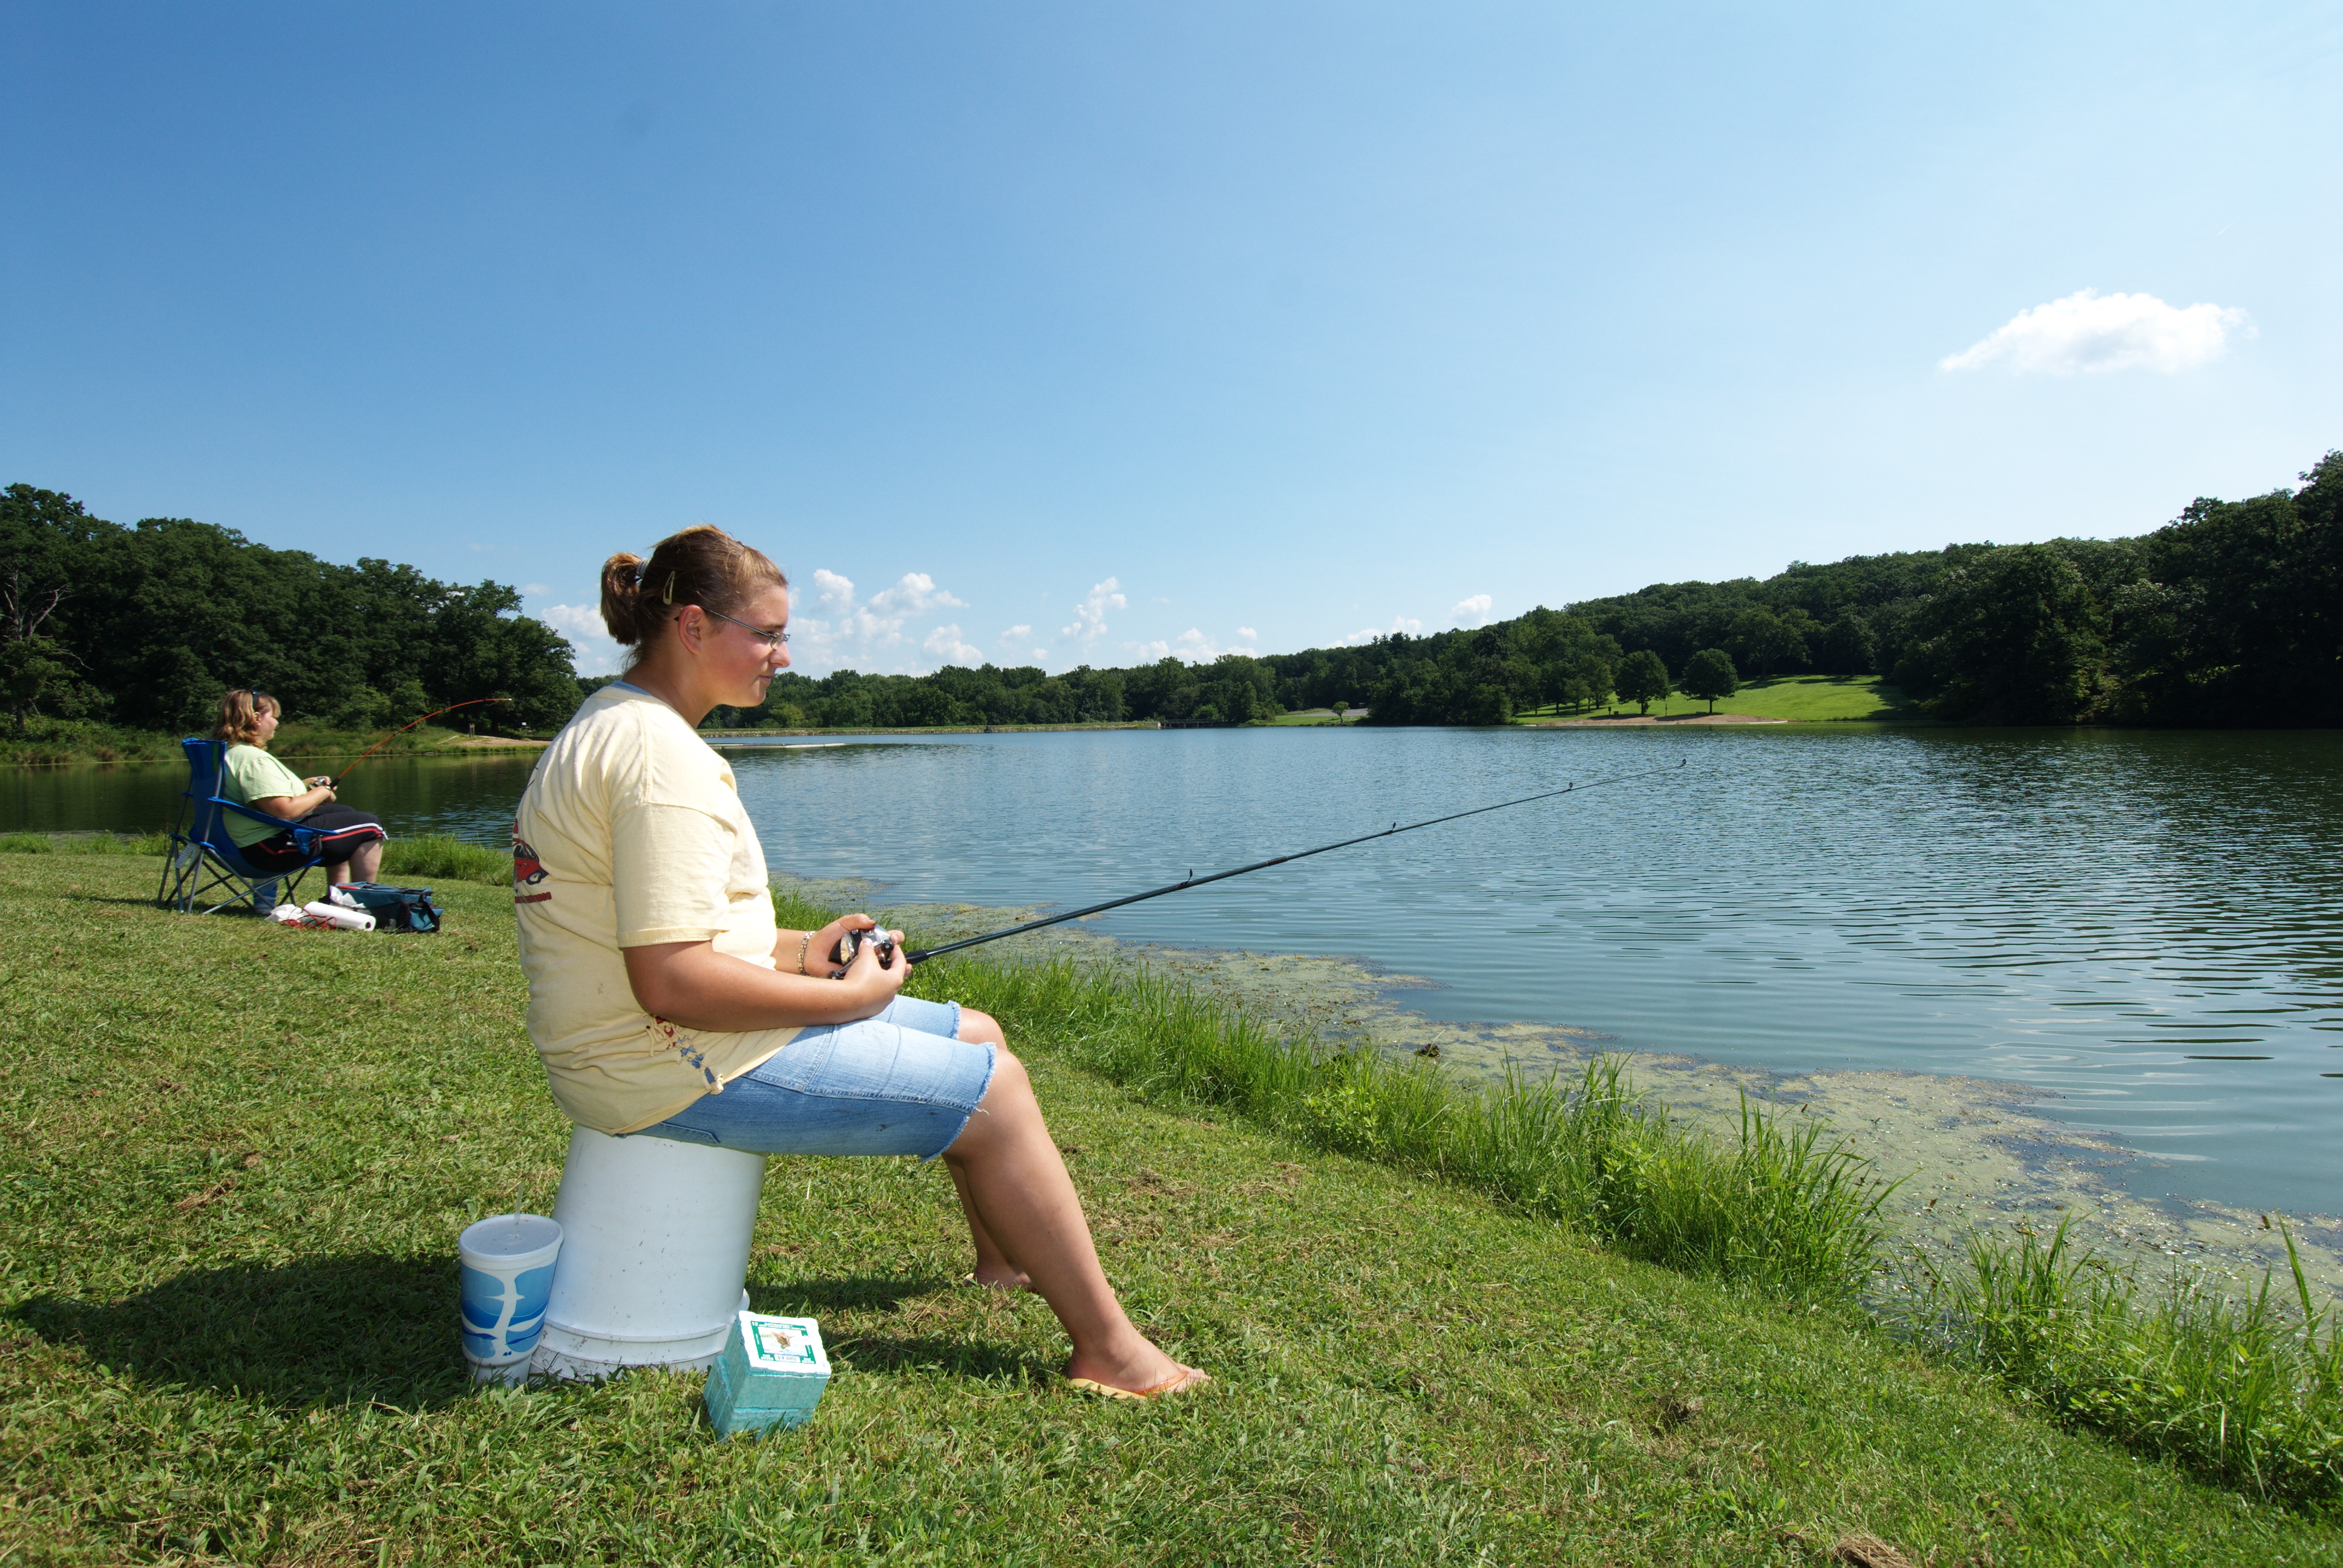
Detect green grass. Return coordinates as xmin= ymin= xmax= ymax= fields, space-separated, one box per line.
xmin=1909 ymin=1220 xmax=2343 ymax=1503
xmin=2 ymin=830 xmax=512 ymax=889
xmin=379 ymin=834 xmax=512 ymax=887
xmin=3 ymin=856 xmax=2338 ymax=1564
xmin=0 ymin=719 xmax=528 ymax=769
xmin=899 ymin=953 xmax=1895 ymax=1298
xmin=1518 ymin=676 xmax=1921 ymax=725
xmin=0 ymin=830 xmax=176 ymax=857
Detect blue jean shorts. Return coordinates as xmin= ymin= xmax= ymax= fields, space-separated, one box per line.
xmin=632 ymin=995 xmax=994 ymax=1160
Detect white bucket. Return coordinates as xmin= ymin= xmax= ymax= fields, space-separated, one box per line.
xmin=531 ymin=1126 xmax=767 ymax=1382
xmin=457 ymin=1213 xmax=563 ymax=1385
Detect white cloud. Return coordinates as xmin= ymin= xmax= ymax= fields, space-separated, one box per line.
xmin=1132 ymin=627 xmax=1261 ymax=664
xmin=811 ymin=568 xmax=856 ymax=614
xmin=539 ymin=603 xmax=629 ymax=676
xmin=1451 ymin=594 xmax=1494 ymax=627
xmin=1060 ymin=578 xmax=1127 ymax=646
xmin=922 ymin=623 xmax=983 ymax=665
xmin=1939 ymin=289 xmax=2251 ymax=376
xmin=788 ymin=567 xmax=974 ymax=673
xmin=1237 ymin=626 xmax=1258 ymax=641
xmin=1031 ymin=648 xmax=1049 ymax=661
xmin=999 ymin=624 xmax=1033 ymax=643
xmin=870 ymin=571 xmax=965 ymax=618
xmin=1334 ymin=614 xmax=1424 ymax=647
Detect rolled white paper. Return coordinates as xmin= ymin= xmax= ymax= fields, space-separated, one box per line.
xmin=303 ymin=900 xmax=376 ymax=931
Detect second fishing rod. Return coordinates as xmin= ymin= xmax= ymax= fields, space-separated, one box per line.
xmin=830 ymin=757 xmax=1691 ymax=970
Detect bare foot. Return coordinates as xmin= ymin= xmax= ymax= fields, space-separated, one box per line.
xmin=968 ymin=1264 xmax=1032 ymax=1292
xmin=1064 ymin=1342 xmax=1205 ymax=1399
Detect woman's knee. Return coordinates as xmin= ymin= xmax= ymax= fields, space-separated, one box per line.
xmin=958 ymin=1007 xmax=1007 ymax=1047
xmin=985 ymin=1047 xmax=1029 ymax=1100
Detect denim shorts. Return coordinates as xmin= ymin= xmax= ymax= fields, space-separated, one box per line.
xmin=631 ymin=995 xmax=994 ymax=1161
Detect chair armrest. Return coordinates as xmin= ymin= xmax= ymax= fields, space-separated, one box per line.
xmin=212 ymin=797 xmax=312 ymax=837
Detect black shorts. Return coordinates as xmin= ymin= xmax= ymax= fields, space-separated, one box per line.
xmin=243 ymin=803 xmax=387 ymax=872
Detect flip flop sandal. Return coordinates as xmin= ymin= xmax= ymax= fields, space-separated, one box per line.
xmin=1065 ymin=1368 xmax=1211 ymax=1402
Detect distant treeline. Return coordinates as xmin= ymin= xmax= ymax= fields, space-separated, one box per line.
xmin=1 ymin=484 xmax=582 ymax=733
xmin=694 ymin=448 xmax=2342 ymax=731
xmin=10 ymin=451 xmax=2337 ymax=739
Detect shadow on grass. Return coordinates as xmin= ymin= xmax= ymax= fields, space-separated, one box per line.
xmin=820 ymin=1332 xmax=1049 ymax=1384
xmin=9 ymin=1252 xmax=469 ymax=1411
xmin=753 ymin=1275 xmax=1054 ymax=1384
xmin=15 ymin=1259 xmax=1052 ymax=1411
xmin=750 ymin=1273 xmax=957 ymax=1315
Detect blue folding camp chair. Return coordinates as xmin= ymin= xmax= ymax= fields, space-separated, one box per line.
xmin=156 ymin=739 xmax=330 ymax=915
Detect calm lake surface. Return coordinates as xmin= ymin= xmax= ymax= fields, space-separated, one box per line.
xmin=11 ymin=726 xmax=2341 ymax=1214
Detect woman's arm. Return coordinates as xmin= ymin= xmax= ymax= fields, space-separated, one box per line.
xmin=249 ymin=783 xmax=339 ymax=820
xmin=623 ymin=931 xmax=908 ymax=1033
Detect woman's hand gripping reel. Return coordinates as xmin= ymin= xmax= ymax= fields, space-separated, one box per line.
xmin=830 ymin=926 xmax=899 ymax=976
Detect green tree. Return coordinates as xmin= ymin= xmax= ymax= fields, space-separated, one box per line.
xmin=0 ymin=635 xmax=76 ymax=731
xmin=1459 ymin=684 xmax=1511 ymax=725
xmin=1332 ymin=700 xmax=1349 ymax=723
xmin=1 ymin=486 xmax=96 ymax=728
xmin=1727 ymin=607 xmax=1808 ymax=678
xmin=1680 ymin=647 xmax=1738 ymax=713
xmin=1815 ymin=615 xmax=1876 ymax=675
xmin=1616 ymin=649 xmax=1670 ymax=714
xmin=1915 ymin=544 xmax=2106 ymax=723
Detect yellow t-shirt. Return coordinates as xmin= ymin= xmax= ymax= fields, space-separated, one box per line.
xmin=513 ymin=683 xmax=795 ymax=1133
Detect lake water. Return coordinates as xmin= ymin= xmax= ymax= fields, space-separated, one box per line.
xmin=10 ymin=726 xmax=2341 ymax=1214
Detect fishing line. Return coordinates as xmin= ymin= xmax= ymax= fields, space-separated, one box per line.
xmin=897 ymin=757 xmax=1689 ymax=964
xmin=330 ymin=696 xmax=513 ymax=787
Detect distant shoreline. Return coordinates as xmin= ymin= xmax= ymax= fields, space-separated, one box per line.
xmin=1530 ymin=712 xmax=1786 ymax=726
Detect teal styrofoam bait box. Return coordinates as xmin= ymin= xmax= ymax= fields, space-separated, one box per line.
xmin=704 ymin=1312 xmax=830 ymax=1438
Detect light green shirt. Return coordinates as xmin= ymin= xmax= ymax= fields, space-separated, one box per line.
xmin=218 ymin=744 xmax=309 ymax=847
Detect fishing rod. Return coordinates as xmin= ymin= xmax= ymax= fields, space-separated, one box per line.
xmin=329 ymin=697 xmax=513 ymax=788
xmin=884 ymin=757 xmax=1690 ymax=965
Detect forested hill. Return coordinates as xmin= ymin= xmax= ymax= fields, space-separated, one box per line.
xmin=1 ymin=484 xmax=582 ymax=733
xmin=721 ymin=447 xmax=2343 ymax=730
xmin=1556 ymin=448 xmax=2341 ymax=726
xmin=8 ymin=449 xmax=2337 ymax=738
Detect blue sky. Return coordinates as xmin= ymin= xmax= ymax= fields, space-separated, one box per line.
xmin=7 ymin=3 xmax=2338 ymax=677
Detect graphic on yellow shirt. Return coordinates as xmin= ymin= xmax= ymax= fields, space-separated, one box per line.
xmin=511 ymin=821 xmax=551 ymax=904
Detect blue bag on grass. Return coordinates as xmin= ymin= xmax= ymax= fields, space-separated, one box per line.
xmin=328 ymin=881 xmax=445 ymax=933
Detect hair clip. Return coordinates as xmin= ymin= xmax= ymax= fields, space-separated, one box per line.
xmin=663 ymin=571 xmax=677 ymax=605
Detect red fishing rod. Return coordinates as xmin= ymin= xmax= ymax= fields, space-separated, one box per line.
xmin=329 ymin=697 xmax=513 ymax=788
xmin=880 ymin=757 xmax=1691 ymax=966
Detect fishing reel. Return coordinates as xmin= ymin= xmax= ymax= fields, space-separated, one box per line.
xmin=830 ymin=925 xmax=900 ymax=975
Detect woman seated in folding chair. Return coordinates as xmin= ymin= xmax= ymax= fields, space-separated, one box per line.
xmin=214 ymin=689 xmax=389 ymax=886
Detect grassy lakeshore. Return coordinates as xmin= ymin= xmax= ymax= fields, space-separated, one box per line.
xmin=0 ymin=720 xmax=542 ymax=770
xmin=1518 ymin=676 xmax=1923 ymax=725
xmin=702 ymin=722 xmax=1161 ymax=738
xmin=4 ymin=857 xmax=2338 ymax=1564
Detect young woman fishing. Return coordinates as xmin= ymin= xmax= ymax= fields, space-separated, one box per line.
xmin=513 ymin=526 xmax=1205 ymax=1402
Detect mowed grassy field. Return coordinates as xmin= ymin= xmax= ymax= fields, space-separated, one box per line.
xmin=1519 ymin=676 xmax=1921 ymax=725
xmin=2 ymin=855 xmax=2333 ymax=1565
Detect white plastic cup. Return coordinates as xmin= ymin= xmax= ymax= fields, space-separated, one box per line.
xmin=458 ymin=1213 xmax=563 ymax=1385
xmin=303 ymin=900 xmax=375 ymax=931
